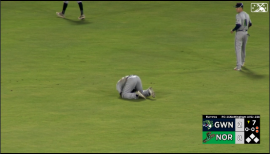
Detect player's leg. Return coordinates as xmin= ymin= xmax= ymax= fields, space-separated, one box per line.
xmin=62 ymin=1 xmax=69 ymax=14
xmin=56 ymin=1 xmax=68 ymax=18
xmin=77 ymin=1 xmax=85 ymax=19
xmin=241 ymin=33 xmax=248 ymax=66
xmin=134 ymin=76 xmax=151 ymax=97
xmin=121 ymin=77 xmax=140 ymax=99
xmin=77 ymin=1 xmax=84 ymax=15
xmin=234 ymin=33 xmax=243 ymax=70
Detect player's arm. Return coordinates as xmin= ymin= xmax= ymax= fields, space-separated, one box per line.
xmin=233 ymin=14 xmax=242 ymax=31
xmin=231 ymin=14 xmax=241 ymax=33
xmin=232 ymin=24 xmax=241 ymax=31
xmin=231 ymin=24 xmax=241 ymax=33
xmin=248 ymin=21 xmax=252 ymax=28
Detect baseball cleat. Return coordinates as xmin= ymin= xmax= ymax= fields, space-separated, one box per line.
xmin=136 ymin=91 xmax=146 ymax=99
xmin=234 ymin=67 xmax=241 ymax=71
xmin=56 ymin=12 xmax=65 ymax=18
xmin=148 ymin=87 xmax=155 ymax=98
xmin=78 ymin=14 xmax=85 ymax=20
xmin=242 ymin=62 xmax=245 ymax=67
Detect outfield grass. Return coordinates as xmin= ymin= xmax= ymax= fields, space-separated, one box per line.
xmin=1 ymin=1 xmax=269 ymax=153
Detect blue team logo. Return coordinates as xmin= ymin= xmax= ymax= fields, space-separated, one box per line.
xmin=203 ymin=120 xmax=214 ymax=130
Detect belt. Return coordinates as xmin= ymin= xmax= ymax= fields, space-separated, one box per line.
xmin=237 ymin=30 xmax=247 ymax=32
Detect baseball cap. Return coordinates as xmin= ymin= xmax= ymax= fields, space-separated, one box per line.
xmin=234 ymin=3 xmax=243 ymax=8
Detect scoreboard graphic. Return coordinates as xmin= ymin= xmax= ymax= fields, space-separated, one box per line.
xmin=202 ymin=115 xmax=260 ymax=144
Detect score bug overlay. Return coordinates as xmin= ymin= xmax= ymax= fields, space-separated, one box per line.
xmin=202 ymin=115 xmax=260 ymax=144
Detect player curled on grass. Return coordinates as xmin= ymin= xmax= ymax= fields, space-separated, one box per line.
xmin=230 ymin=3 xmax=252 ymax=71
xmin=116 ymin=75 xmax=155 ymax=100
xmin=56 ymin=1 xmax=85 ymax=20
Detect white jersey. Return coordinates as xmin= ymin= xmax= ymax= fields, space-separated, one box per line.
xmin=235 ymin=11 xmax=251 ymax=31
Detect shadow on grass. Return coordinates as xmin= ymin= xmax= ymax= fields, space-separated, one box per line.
xmin=63 ymin=18 xmax=91 ymax=25
xmin=240 ymin=67 xmax=268 ymax=80
xmin=118 ymin=97 xmax=156 ymax=102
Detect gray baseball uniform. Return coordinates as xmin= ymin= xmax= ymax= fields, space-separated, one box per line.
xmin=234 ymin=11 xmax=251 ymax=69
xmin=116 ymin=75 xmax=151 ymax=99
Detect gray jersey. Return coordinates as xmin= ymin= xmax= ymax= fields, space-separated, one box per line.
xmin=116 ymin=75 xmax=129 ymax=94
xmin=116 ymin=75 xmax=139 ymax=93
xmin=235 ymin=11 xmax=251 ymax=31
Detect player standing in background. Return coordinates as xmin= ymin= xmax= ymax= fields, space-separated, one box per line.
xmin=56 ymin=1 xmax=85 ymax=20
xmin=116 ymin=75 xmax=155 ymax=99
xmin=230 ymin=3 xmax=252 ymax=71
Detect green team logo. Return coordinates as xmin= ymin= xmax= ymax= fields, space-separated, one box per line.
xmin=203 ymin=120 xmax=214 ymax=130
xmin=251 ymin=3 xmax=268 ymax=12
xmin=203 ymin=132 xmax=215 ymax=143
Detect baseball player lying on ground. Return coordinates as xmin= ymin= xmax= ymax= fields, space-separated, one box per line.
xmin=116 ymin=75 xmax=155 ymax=99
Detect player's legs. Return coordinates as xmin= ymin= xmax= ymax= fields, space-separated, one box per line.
xmin=235 ymin=32 xmax=243 ymax=70
xmin=134 ymin=76 xmax=151 ymax=97
xmin=121 ymin=76 xmax=139 ymax=99
xmin=241 ymin=33 xmax=248 ymax=66
xmin=77 ymin=1 xmax=85 ymax=19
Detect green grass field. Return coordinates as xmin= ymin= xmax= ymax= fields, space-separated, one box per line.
xmin=1 ymin=1 xmax=269 ymax=153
